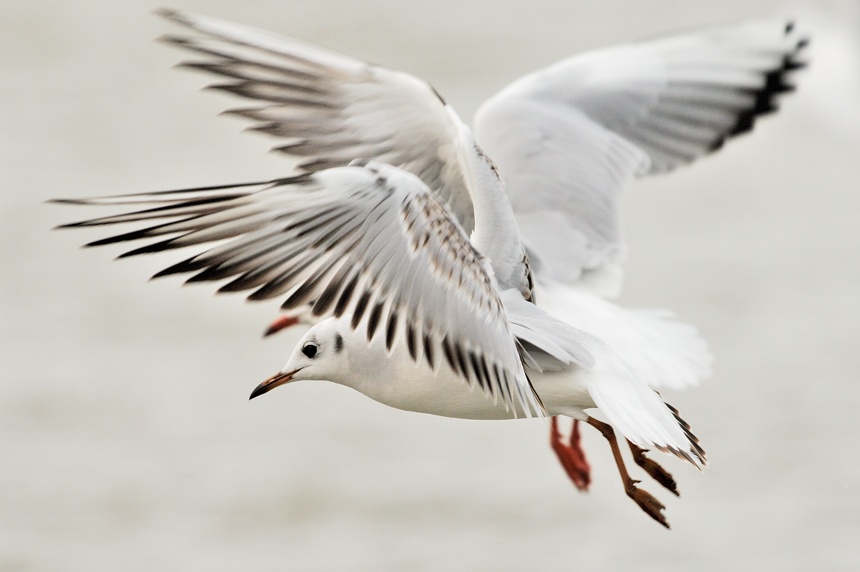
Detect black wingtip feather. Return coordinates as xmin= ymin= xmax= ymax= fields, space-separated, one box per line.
xmin=469 ymin=351 xmax=490 ymax=394
xmin=452 ymin=342 xmax=472 ymax=384
xmin=385 ymin=311 xmax=398 ymax=351
xmin=184 ymin=264 xmax=237 ymax=284
xmin=151 ymin=255 xmax=209 ymax=279
xmin=157 ymin=34 xmax=192 ymax=47
xmin=405 ymin=323 xmax=417 ymax=361
xmin=219 ymin=280 xmax=251 ymax=295
xmin=366 ymin=300 xmax=384 ymax=342
xmin=333 ymin=273 xmax=359 ymax=318
xmin=310 ymin=278 xmax=342 ymax=317
xmin=351 ymin=290 xmax=371 ymax=329
xmin=440 ymin=336 xmax=457 ymax=373
xmin=423 ymin=334 xmax=435 ymax=370
xmin=85 ymin=228 xmax=158 ymax=248
xmin=116 ymin=238 xmax=179 ymax=258
xmin=784 ymin=59 xmax=807 ymax=72
xmin=154 ymin=7 xmax=184 ymax=22
xmin=49 ymin=198 xmax=94 ymax=206
xmin=53 ymin=220 xmax=90 ymax=231
xmin=723 ymin=33 xmax=807 ymax=141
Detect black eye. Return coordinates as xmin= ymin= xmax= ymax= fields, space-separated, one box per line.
xmin=301 ymin=343 xmax=318 ymax=359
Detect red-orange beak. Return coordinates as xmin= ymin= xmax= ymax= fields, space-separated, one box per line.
xmin=249 ymin=368 xmax=303 ymax=400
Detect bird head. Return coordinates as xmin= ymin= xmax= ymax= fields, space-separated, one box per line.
xmin=250 ymin=318 xmax=350 ymax=399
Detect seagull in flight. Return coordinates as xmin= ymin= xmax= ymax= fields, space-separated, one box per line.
xmin=55 ymin=9 xmax=806 ymax=527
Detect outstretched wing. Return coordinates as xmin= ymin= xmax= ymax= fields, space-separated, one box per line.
xmin=157 ymin=8 xmax=477 ymax=234
xmin=54 ymin=161 xmax=543 ymax=416
xmin=474 ymin=20 xmax=807 ymax=296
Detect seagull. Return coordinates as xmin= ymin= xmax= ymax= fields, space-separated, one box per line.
xmin=54 ymin=9 xmax=806 ymax=527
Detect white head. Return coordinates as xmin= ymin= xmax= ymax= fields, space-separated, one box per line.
xmin=249 ymin=318 xmax=352 ymax=399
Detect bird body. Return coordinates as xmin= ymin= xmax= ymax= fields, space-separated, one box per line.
xmin=277 ymin=310 xmax=702 ymax=464
xmin=279 ymin=317 xmax=531 ymax=421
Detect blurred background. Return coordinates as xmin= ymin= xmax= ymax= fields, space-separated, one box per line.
xmin=2 ymin=0 xmax=859 ymax=570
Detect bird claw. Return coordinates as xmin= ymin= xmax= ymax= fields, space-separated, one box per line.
xmin=627 ymin=484 xmax=670 ymax=529
xmin=585 ymin=417 xmax=675 ymax=528
xmin=630 ymin=444 xmax=679 ymax=496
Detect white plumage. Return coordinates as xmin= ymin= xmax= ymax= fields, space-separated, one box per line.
xmin=55 ymin=9 xmax=806 ymax=527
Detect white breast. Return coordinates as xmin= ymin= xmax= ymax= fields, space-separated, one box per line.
xmin=330 ymin=326 xmax=595 ymax=420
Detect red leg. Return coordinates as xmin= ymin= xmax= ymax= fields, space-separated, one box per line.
xmin=550 ymin=417 xmax=591 ymax=492
xmin=587 ymin=417 xmax=670 ymax=529
xmin=263 ymin=314 xmax=301 ymax=337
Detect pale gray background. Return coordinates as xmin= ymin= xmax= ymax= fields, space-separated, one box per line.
xmin=2 ymin=1 xmax=859 ymax=570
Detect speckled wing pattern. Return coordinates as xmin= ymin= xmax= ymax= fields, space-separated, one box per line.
xmin=54 ymin=161 xmax=544 ymax=417
xmin=156 ymin=8 xmax=477 ymax=235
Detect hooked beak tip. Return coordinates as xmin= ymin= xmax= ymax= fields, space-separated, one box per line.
xmin=249 ymin=369 xmax=298 ymax=400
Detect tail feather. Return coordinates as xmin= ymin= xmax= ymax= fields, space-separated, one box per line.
xmin=540 ymin=283 xmax=712 ymax=390
xmin=665 ymin=402 xmax=707 ymax=467
xmin=583 ymin=337 xmax=706 ymax=468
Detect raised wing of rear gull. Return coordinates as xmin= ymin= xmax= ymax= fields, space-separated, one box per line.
xmin=474 ymin=20 xmax=808 ymax=296
xmin=156 ymin=8 xmax=478 ymax=235
xmin=54 ymin=161 xmax=544 ymax=416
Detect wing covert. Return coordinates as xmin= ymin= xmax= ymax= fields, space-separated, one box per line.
xmin=55 ymin=161 xmax=542 ymax=416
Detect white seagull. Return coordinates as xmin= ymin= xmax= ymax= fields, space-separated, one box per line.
xmin=55 ymin=9 xmax=806 ymax=528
